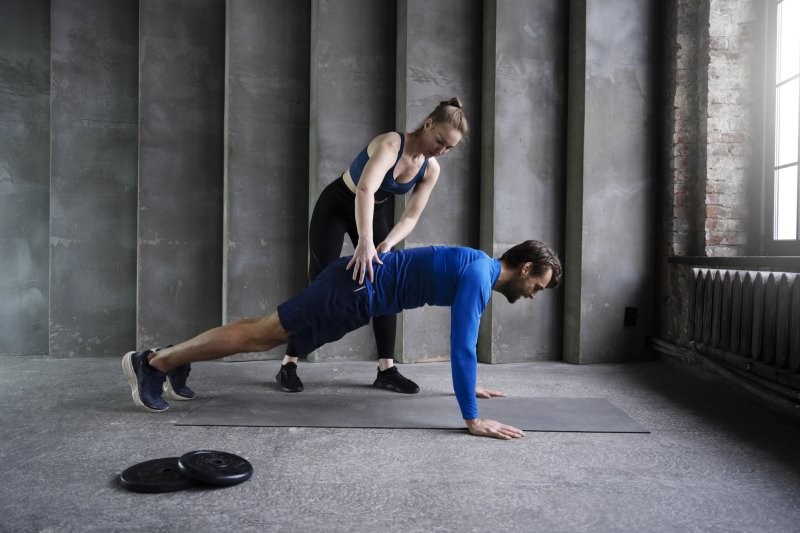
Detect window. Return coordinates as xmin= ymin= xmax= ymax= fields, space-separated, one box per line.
xmin=768 ymin=0 xmax=800 ymax=253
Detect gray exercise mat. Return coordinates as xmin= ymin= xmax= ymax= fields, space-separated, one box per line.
xmin=175 ymin=393 xmax=648 ymax=433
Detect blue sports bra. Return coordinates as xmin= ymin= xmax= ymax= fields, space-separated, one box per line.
xmin=348 ymin=132 xmax=429 ymax=202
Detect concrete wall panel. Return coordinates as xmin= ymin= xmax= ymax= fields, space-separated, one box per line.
xmin=137 ymin=0 xmax=225 ymax=348
xmin=0 ymin=0 xmax=50 ymax=355
xmin=397 ymin=0 xmax=483 ymax=363
xmin=480 ymin=0 xmax=567 ymax=363
xmin=399 ymin=0 xmax=482 ymax=247
xmin=564 ymin=0 xmax=655 ymax=364
xmin=309 ymin=0 xmax=396 ymax=360
xmin=49 ymin=0 xmax=139 ymax=356
xmin=0 ymin=0 xmax=655 ymax=367
xmin=224 ymin=0 xmax=311 ymax=360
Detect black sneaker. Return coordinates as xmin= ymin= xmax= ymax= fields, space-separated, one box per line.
xmin=154 ymin=345 xmax=196 ymax=401
xmin=276 ymin=362 xmax=304 ymax=392
xmin=122 ymin=350 xmax=169 ymax=412
xmin=372 ymin=366 xmax=420 ymax=394
xmin=164 ymin=364 xmax=195 ymax=401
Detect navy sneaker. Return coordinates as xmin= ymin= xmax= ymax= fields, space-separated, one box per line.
xmin=276 ymin=362 xmax=304 ymax=392
xmin=164 ymin=363 xmax=195 ymax=401
xmin=122 ymin=350 xmax=169 ymax=412
xmin=372 ymin=366 xmax=420 ymax=394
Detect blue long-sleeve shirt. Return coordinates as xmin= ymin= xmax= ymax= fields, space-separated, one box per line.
xmin=366 ymin=246 xmax=501 ymax=419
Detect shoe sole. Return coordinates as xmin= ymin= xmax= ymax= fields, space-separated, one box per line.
xmin=163 ymin=379 xmax=195 ymax=401
xmin=372 ymin=380 xmax=420 ymax=394
xmin=275 ymin=374 xmax=303 ymax=393
xmin=122 ymin=351 xmax=169 ymax=413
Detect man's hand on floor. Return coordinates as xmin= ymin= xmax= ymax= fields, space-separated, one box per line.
xmin=475 ymin=387 xmax=508 ymax=398
xmin=465 ymin=418 xmax=525 ymax=440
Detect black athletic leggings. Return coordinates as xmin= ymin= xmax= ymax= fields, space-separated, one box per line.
xmin=285 ymin=176 xmax=396 ymax=358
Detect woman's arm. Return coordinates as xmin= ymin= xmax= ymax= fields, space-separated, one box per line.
xmin=376 ymin=158 xmax=441 ymax=252
xmin=346 ymin=133 xmax=402 ymax=283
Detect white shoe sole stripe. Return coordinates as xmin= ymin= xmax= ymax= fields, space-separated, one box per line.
xmin=122 ymin=351 xmax=168 ymax=413
xmin=163 ymin=379 xmax=193 ymax=401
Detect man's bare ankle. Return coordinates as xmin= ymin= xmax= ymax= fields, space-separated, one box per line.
xmin=147 ymin=352 xmax=169 ymax=374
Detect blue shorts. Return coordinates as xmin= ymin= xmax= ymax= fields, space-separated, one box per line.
xmin=277 ymin=257 xmax=372 ymax=357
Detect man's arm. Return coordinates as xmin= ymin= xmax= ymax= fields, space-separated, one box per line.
xmin=450 ymin=261 xmax=524 ymax=440
xmin=449 ymin=263 xmax=484 ymax=420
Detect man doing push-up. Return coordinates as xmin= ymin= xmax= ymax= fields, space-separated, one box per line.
xmin=122 ymin=240 xmax=561 ymax=440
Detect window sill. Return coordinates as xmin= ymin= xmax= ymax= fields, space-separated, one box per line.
xmin=667 ymin=256 xmax=800 ymax=269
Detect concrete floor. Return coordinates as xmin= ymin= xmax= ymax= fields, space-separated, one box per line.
xmin=1 ymin=355 xmax=800 ymax=533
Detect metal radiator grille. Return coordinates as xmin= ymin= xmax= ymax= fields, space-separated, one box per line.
xmin=690 ymin=269 xmax=800 ymax=373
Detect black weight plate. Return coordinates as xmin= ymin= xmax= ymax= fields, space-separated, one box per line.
xmin=178 ymin=450 xmax=253 ymax=487
xmin=118 ymin=457 xmax=193 ymax=493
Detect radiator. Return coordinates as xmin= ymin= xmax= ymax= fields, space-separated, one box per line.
xmin=690 ymin=268 xmax=800 ymax=373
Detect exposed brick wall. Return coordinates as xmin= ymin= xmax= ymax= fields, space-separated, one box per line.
xmin=659 ymin=0 xmax=765 ymax=341
xmin=659 ymin=0 xmax=697 ymax=343
xmin=665 ymin=0 xmax=707 ymax=257
xmin=663 ymin=0 xmax=761 ymax=260
xmin=703 ymin=0 xmax=761 ymax=256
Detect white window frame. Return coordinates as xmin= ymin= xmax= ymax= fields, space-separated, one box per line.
xmin=766 ymin=0 xmax=800 ymax=254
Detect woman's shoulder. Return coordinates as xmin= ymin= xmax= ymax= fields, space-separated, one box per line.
xmin=421 ymin=155 xmax=440 ymax=181
xmin=367 ymin=131 xmax=403 ymax=155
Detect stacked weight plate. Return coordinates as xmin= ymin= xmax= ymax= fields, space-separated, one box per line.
xmin=118 ymin=450 xmax=253 ymax=493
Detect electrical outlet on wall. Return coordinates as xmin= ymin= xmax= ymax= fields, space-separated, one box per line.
xmin=624 ymin=307 xmax=637 ymax=327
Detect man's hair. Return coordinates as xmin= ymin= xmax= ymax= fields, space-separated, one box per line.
xmin=500 ymin=240 xmax=562 ymax=289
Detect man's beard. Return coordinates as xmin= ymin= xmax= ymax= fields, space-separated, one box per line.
xmin=501 ymin=278 xmax=526 ymax=303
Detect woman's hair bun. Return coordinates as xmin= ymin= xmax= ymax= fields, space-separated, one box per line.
xmin=439 ymin=97 xmax=462 ymax=109
xmin=418 ymin=96 xmax=469 ymax=137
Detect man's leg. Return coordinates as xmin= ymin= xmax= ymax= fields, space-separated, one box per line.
xmin=150 ymin=312 xmax=288 ymax=372
xmin=123 ymin=312 xmax=289 ymax=412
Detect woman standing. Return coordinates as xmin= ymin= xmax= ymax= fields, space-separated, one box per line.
xmin=277 ymin=98 xmax=468 ymax=394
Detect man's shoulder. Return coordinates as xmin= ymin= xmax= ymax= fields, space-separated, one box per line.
xmin=429 ymin=246 xmax=494 ymax=278
xmin=462 ymin=256 xmax=495 ymax=277
xmin=434 ymin=245 xmax=489 ymax=260
xmin=453 ymin=257 xmax=496 ymax=308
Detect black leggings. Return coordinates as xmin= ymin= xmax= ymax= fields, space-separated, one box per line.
xmin=285 ymin=176 xmax=396 ymax=358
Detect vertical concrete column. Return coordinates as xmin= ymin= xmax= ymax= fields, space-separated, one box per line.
xmin=137 ymin=0 xmax=225 ymax=348
xmin=564 ymin=0 xmax=655 ymax=364
xmin=308 ymin=0 xmax=396 ymax=361
xmin=479 ymin=0 xmax=567 ymax=363
xmin=224 ymin=0 xmax=310 ymax=360
xmin=396 ymin=0 xmax=483 ymax=362
xmin=50 ymin=0 xmax=139 ymax=356
xmin=0 ymin=0 xmax=50 ymax=355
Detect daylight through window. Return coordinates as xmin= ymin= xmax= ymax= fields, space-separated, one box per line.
xmin=773 ymin=0 xmax=800 ymax=240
